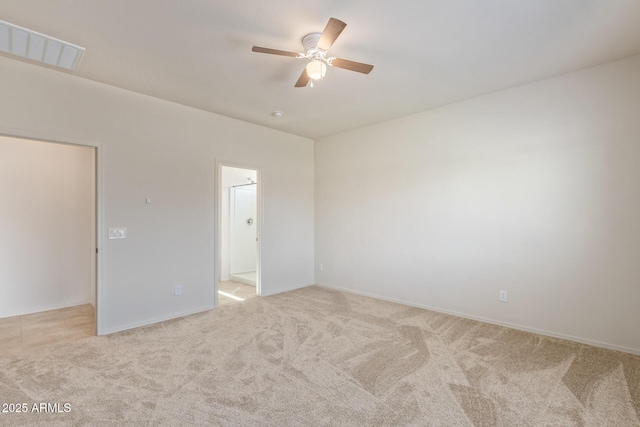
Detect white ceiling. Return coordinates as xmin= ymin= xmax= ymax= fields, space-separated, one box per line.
xmin=2 ymin=1 xmax=640 ymax=139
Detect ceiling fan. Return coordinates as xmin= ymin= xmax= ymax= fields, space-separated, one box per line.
xmin=251 ymin=17 xmax=374 ymax=87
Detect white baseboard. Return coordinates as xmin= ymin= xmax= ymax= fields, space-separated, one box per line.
xmin=230 ymin=275 xmax=256 ymax=286
xmin=316 ymin=282 xmax=640 ymax=356
xmin=100 ymin=304 xmax=215 ymax=335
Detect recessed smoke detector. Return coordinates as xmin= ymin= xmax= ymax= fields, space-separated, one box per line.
xmin=0 ymin=20 xmax=85 ymax=71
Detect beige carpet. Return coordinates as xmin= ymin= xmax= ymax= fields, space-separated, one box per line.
xmin=1 ymin=285 xmax=639 ymax=426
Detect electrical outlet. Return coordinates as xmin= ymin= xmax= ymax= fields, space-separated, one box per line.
xmin=174 ymin=285 xmax=182 ymax=296
xmin=499 ymin=290 xmax=508 ymax=302
xmin=319 ymin=263 xmax=324 ymax=271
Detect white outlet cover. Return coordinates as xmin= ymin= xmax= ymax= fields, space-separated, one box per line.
xmin=499 ymin=290 xmax=508 ymax=302
xmin=108 ymin=227 xmax=127 ymax=239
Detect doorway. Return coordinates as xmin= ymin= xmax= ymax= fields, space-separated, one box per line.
xmin=0 ymin=132 xmax=101 ymax=355
xmin=218 ymin=165 xmax=260 ymax=306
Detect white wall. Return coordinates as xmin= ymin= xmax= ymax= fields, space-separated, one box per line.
xmin=0 ymin=55 xmax=314 ymax=334
xmin=221 ymin=167 xmax=257 ymax=281
xmin=315 ymin=54 xmax=640 ymax=354
xmin=0 ymin=136 xmax=95 ymax=317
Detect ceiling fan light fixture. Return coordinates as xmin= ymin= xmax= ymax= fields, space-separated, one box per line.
xmin=306 ymin=60 xmax=326 ymax=80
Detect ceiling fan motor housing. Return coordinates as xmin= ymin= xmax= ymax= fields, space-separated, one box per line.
xmin=302 ymin=33 xmax=323 ymax=55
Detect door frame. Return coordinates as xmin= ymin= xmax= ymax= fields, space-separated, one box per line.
xmin=214 ymin=160 xmax=262 ymax=307
xmin=0 ymin=126 xmax=105 ymax=335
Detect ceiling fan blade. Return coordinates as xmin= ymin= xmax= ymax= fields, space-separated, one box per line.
xmin=252 ymin=46 xmax=300 ymax=57
xmin=317 ymin=18 xmax=346 ymax=50
xmin=295 ymin=69 xmax=310 ymax=87
xmin=331 ymin=58 xmax=374 ymax=74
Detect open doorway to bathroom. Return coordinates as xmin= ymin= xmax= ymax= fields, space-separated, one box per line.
xmin=218 ymin=165 xmax=260 ymax=306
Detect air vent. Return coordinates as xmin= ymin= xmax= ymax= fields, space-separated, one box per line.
xmin=0 ymin=20 xmax=85 ymax=71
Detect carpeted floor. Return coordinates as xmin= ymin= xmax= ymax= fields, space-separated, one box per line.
xmin=1 ymin=285 xmax=639 ymax=426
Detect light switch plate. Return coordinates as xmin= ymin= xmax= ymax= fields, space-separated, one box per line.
xmin=108 ymin=227 xmax=127 ymax=239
